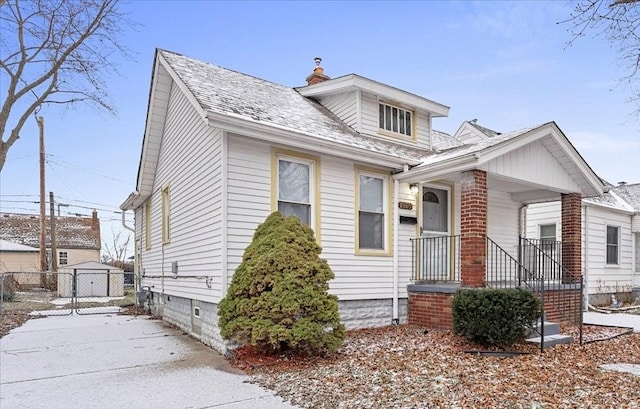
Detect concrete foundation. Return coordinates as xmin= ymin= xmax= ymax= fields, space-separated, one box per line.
xmin=148 ymin=292 xmax=408 ymax=354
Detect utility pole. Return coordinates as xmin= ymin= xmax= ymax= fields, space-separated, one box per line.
xmin=49 ymin=191 xmax=57 ymax=272
xmin=37 ymin=116 xmax=47 ymax=278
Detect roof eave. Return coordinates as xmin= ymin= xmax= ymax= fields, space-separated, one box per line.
xmin=394 ymin=154 xmax=479 ymax=182
xmin=206 ymin=111 xmax=416 ymax=169
xmin=296 ymin=74 xmax=450 ymax=117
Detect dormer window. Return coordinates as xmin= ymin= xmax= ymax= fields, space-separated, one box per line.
xmin=379 ymin=102 xmax=413 ymax=137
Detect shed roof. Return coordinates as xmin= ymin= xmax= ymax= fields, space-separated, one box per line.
xmin=0 ymin=239 xmax=38 ymax=252
xmin=0 ymin=212 xmax=101 ymax=250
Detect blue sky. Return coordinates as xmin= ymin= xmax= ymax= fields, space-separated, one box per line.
xmin=1 ymin=0 xmax=639 ymax=256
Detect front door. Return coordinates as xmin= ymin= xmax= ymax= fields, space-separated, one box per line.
xmin=420 ymin=185 xmax=451 ymax=280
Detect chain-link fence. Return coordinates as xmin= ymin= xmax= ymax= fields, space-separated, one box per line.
xmin=1 ymin=270 xmax=133 ymax=316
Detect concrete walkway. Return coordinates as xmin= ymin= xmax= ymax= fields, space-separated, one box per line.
xmin=0 ymin=313 xmax=298 ymax=409
xmin=583 ymin=311 xmax=640 ymax=332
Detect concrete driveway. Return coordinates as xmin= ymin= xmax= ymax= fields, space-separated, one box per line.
xmin=583 ymin=311 xmax=640 ymax=332
xmin=0 ymin=313 xmax=298 ymax=409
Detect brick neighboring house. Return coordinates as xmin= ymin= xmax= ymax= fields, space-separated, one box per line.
xmin=0 ymin=211 xmax=101 ymax=287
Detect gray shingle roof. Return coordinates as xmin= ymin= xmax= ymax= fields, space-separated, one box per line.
xmin=0 ymin=213 xmax=101 ymax=250
xmin=431 ymin=130 xmax=464 ymax=151
xmin=160 ymin=50 xmax=430 ymax=164
xmin=420 ymin=124 xmax=542 ymax=166
xmin=611 ymin=183 xmax=640 ymax=211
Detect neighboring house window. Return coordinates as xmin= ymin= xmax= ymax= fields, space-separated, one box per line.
xmin=276 ymin=155 xmax=315 ymax=226
xmin=144 ymin=200 xmax=151 ymax=249
xmin=378 ymin=102 xmax=413 ymax=137
xmin=356 ymin=168 xmax=389 ymax=252
xmin=635 ymin=233 xmax=640 ymax=272
xmin=540 ymin=224 xmax=556 ymax=242
xmin=606 ymin=225 xmax=620 ymax=265
xmin=162 ymin=185 xmax=171 ymax=244
xmin=59 ymin=251 xmax=68 ymax=265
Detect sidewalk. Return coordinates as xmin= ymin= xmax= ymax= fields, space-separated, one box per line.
xmin=0 ymin=313 xmax=298 ymax=409
xmin=583 ymin=311 xmax=640 ymax=332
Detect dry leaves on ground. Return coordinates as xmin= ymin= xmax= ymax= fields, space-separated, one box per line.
xmin=248 ymin=325 xmax=640 ymax=409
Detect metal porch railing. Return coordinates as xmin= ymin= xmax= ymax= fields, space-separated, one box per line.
xmin=410 ymin=235 xmax=460 ymax=282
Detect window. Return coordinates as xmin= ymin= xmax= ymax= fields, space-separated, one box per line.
xmin=144 ymin=200 xmax=151 ymax=249
xmin=274 ymin=151 xmax=320 ymax=230
xmin=606 ymin=225 xmax=619 ymax=265
xmin=59 ymin=251 xmax=68 ymax=265
xmin=356 ymin=168 xmax=389 ymax=252
xmin=162 ymin=185 xmax=170 ymax=244
xmin=379 ymin=102 xmax=413 ymax=137
xmin=540 ymin=224 xmax=556 ymax=242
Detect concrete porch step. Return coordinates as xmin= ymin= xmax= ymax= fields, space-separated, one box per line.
xmin=525 ymin=321 xmax=561 ymax=338
xmin=525 ymin=333 xmax=573 ymax=349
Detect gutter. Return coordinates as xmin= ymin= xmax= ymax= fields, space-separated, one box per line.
xmin=393 ymin=153 xmax=478 ymax=183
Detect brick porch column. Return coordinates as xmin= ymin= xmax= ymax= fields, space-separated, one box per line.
xmin=460 ymin=170 xmax=487 ymax=287
xmin=561 ymin=193 xmax=582 ymax=283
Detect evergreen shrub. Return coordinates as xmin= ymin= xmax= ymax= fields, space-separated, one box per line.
xmin=218 ymin=212 xmax=345 ymax=355
xmin=452 ymin=287 xmax=541 ymax=347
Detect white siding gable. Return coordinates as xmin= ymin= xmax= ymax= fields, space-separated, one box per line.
xmin=140 ymin=81 xmax=223 ymax=302
xmin=481 ymin=139 xmax=580 ymax=193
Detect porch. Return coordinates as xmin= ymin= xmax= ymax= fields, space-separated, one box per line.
xmin=407 ymin=234 xmax=583 ymax=328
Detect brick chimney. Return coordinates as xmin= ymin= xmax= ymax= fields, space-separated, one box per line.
xmin=91 ymin=209 xmax=101 ymax=249
xmin=305 ymin=57 xmax=330 ymax=85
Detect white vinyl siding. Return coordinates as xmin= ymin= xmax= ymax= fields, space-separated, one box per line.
xmin=139 ymin=81 xmax=224 ymax=302
xmin=317 ymin=92 xmax=358 ymax=130
xmin=226 ymin=138 xmax=398 ymax=301
xmin=360 ymin=92 xmax=431 ymax=150
xmin=487 ymin=190 xmax=520 ymax=259
xmin=482 ymin=140 xmax=580 ymax=193
xmin=526 ymin=201 xmax=635 ymax=295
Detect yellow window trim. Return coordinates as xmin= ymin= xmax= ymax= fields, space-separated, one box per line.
xmin=354 ymin=164 xmax=393 ymax=256
xmin=161 ymin=184 xmax=170 ymax=245
xmin=270 ymin=148 xmax=321 ymax=242
xmin=144 ymin=200 xmax=152 ymax=250
xmin=377 ymin=99 xmax=417 ymax=142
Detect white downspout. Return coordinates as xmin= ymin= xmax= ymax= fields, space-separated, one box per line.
xmin=221 ymin=132 xmax=229 ymax=297
xmin=392 ymin=178 xmax=400 ymax=323
xmin=583 ymin=205 xmax=589 ymax=311
xmin=121 ymin=210 xmax=135 ymax=233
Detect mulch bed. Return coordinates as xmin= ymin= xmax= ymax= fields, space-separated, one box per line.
xmin=242 ymin=325 xmax=640 ymax=408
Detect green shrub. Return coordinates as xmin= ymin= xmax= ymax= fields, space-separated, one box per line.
xmin=452 ymin=287 xmax=541 ymax=347
xmin=218 ymin=212 xmax=345 ymax=355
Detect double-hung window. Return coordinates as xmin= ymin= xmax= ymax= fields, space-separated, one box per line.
xmin=356 ymin=168 xmax=389 ymax=252
xmin=379 ymin=101 xmax=413 ymax=138
xmin=274 ymin=152 xmax=318 ymax=230
xmin=606 ymin=225 xmax=620 ymax=265
xmin=161 ymin=185 xmax=171 ymax=244
xmin=144 ymin=200 xmax=152 ymax=249
xmin=59 ymin=251 xmax=68 ymax=266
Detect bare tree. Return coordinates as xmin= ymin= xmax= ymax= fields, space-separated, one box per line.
xmin=0 ymin=0 xmax=133 ymax=170
xmin=101 ymin=226 xmax=131 ymax=270
xmin=564 ymin=0 xmax=640 ymax=111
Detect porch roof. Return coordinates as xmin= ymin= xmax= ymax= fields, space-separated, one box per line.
xmin=394 ymin=122 xmax=605 ymax=202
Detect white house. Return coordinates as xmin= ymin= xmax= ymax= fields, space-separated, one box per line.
xmin=527 ymin=182 xmax=640 ymax=305
xmin=121 ymin=50 xmax=604 ymax=353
